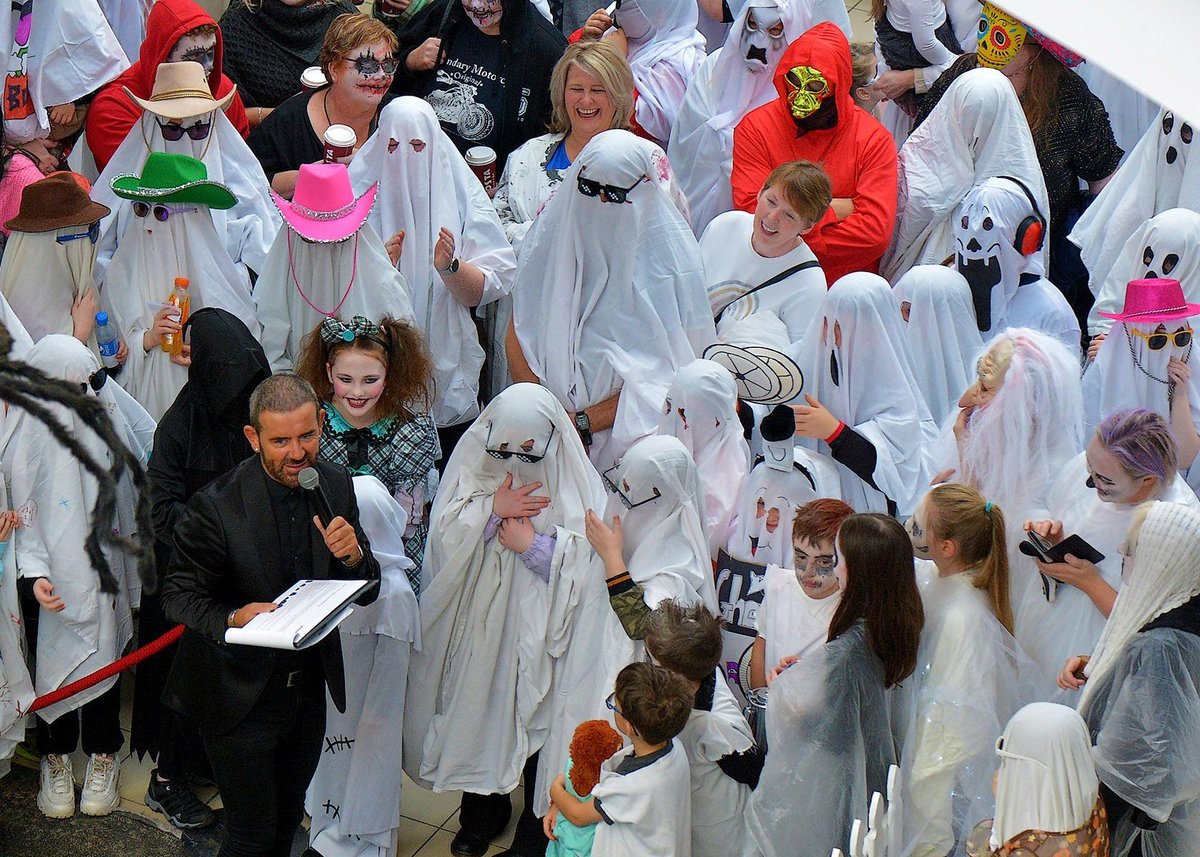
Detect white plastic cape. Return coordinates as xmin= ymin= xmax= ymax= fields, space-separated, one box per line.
xmin=0 ymin=477 xmax=34 ymax=774
xmin=1087 ymin=208 xmax=1200 ymax=335
xmin=883 ymin=69 xmax=1049 ymax=284
xmin=308 ymin=475 xmax=417 ymax=857
xmin=795 ymin=272 xmax=938 ymax=515
xmin=403 ymin=385 xmax=630 ymax=803
xmin=0 ymin=227 xmax=98 ymax=343
xmin=254 ymin=222 xmax=414 ymax=372
xmin=0 ymin=336 xmax=147 ymax=722
xmin=899 ymin=566 xmax=1042 ymax=857
xmin=94 ymin=111 xmax=281 ymax=281
xmin=349 ymin=97 xmax=516 ymax=426
xmin=1014 ymin=452 xmax=1200 ymax=690
xmin=616 ymin=0 xmax=707 ymax=142
xmin=667 ymin=0 xmax=815 ymax=236
xmin=745 ymin=621 xmax=899 ymax=857
xmin=512 ymin=129 xmax=715 ymax=473
xmin=104 ymin=204 xmax=260 ymax=420
xmin=0 ymin=0 xmax=128 ymax=143
xmin=893 ymin=265 xmax=983 ymax=426
xmin=605 ymin=435 xmax=718 ymax=611
xmin=656 ymin=359 xmax=750 ymax=557
xmin=1071 ymin=107 xmax=1200 ymax=296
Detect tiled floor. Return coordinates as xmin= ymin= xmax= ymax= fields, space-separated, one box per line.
xmin=846 ymin=0 xmax=878 ymax=44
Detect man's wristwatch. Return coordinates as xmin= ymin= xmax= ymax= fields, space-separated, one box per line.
xmin=440 ymin=257 xmax=460 ymax=274
xmin=574 ymin=409 xmax=592 ymax=447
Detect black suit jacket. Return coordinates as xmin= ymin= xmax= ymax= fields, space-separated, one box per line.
xmin=161 ymin=457 xmax=380 ymax=737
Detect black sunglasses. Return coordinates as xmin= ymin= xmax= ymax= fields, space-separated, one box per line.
xmin=484 ymin=423 xmax=555 ymax=463
xmin=132 ymin=202 xmax=198 ymax=222
xmin=601 ymin=463 xmax=661 ymax=509
xmin=577 ymin=171 xmax=648 ymax=204
xmin=79 ymin=367 xmax=109 ymax=394
xmin=157 ymin=117 xmax=212 ymax=141
xmin=56 ymin=221 xmax=100 ymax=245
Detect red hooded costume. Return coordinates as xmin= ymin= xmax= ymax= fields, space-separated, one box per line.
xmin=732 ymin=23 xmax=897 ymax=285
xmin=85 ymin=0 xmax=249 ymax=172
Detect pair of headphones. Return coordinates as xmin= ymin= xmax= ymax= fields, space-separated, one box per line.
xmin=996 ymin=175 xmax=1047 ymax=256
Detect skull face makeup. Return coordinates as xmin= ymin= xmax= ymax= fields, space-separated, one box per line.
xmin=784 ymin=65 xmax=832 ymax=119
xmin=169 ymin=30 xmax=218 ymax=76
xmin=976 ymin=3 xmax=1026 ymax=71
xmin=741 ymin=7 xmax=787 ymax=73
xmin=462 ymin=0 xmax=502 ymax=32
xmin=339 ymin=44 xmax=396 ymax=104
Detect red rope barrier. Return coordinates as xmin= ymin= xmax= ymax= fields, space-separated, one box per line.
xmin=27 ymin=624 xmax=186 ymax=714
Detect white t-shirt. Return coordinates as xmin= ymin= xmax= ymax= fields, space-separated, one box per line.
xmin=592 ymin=741 xmax=692 ymax=857
xmin=758 ymin=562 xmax=842 ymax=669
xmin=1005 ymin=277 xmax=1082 ymax=359
xmin=701 ymin=210 xmax=828 ymax=346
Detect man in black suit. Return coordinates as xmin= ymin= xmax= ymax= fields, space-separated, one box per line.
xmin=161 ymin=373 xmax=380 ymax=857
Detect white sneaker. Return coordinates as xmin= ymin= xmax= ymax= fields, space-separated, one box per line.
xmin=79 ymin=753 xmax=121 ymax=816
xmin=37 ymin=753 xmax=75 ymax=819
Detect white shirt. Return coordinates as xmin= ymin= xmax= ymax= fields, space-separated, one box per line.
xmin=758 ymin=562 xmax=841 ymax=669
xmin=592 ymin=741 xmax=692 ymax=857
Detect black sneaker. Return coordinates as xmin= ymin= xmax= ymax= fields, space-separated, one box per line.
xmin=144 ymin=770 xmax=217 ymax=830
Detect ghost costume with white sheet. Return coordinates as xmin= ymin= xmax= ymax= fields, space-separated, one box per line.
xmin=0 ymin=477 xmax=34 ymax=776
xmin=348 ymin=98 xmax=516 ymax=427
xmin=104 ymin=203 xmax=260 ymax=420
xmin=0 ymin=227 xmax=104 ymax=344
xmin=667 ymin=0 xmax=817 ymax=236
xmin=725 ymin=452 xmax=832 ymax=568
xmin=0 ymin=292 xmax=33 ymax=359
xmin=254 ymin=223 xmax=414 ymax=372
xmin=0 ymin=0 xmax=128 ymax=144
xmin=94 ymin=108 xmax=281 ymax=283
xmin=512 ymin=130 xmax=715 ymax=474
xmin=883 ymin=69 xmax=1049 ymax=284
xmin=954 ymin=178 xmax=1081 ymax=355
xmin=1088 ymin=209 xmax=1200 ymax=335
xmin=795 ymin=272 xmax=938 ymax=516
xmin=403 ymin=385 xmax=624 ymax=802
xmin=0 ymin=336 xmax=147 ymax=723
xmin=656 ymin=360 xmax=750 ymax=557
xmin=307 ymin=475 xmax=419 ymax=857
xmin=1015 ymin=451 xmax=1200 ymax=692
xmin=894 ymin=265 xmax=983 ymax=425
xmin=759 ymin=562 xmax=840 ymax=668
xmin=591 ymin=741 xmax=692 ymax=857
xmin=1071 ymin=108 xmax=1200 ymax=295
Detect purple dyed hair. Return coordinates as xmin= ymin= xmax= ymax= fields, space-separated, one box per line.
xmin=1095 ymin=408 xmax=1179 ymax=484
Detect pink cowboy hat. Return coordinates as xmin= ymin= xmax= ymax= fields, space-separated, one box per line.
xmin=1099 ymin=278 xmax=1200 ymax=325
xmin=271 ymin=162 xmax=377 ymax=243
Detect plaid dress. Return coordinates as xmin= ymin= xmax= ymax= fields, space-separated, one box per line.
xmin=319 ymin=402 xmax=439 ymax=595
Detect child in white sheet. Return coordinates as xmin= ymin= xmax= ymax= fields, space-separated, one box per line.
xmin=547 ymin=662 xmax=693 ymax=857
xmin=644 ymin=601 xmax=757 ymax=857
xmin=749 ymin=498 xmax=854 ymax=689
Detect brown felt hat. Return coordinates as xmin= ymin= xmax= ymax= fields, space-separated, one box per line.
xmin=4 ymin=172 xmax=111 ymax=233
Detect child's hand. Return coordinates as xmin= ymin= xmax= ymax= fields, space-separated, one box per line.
xmin=766 ymin=654 xmax=801 ymax=686
xmin=584 ymin=509 xmax=623 ymax=564
xmin=33 ymin=578 xmax=65 ymax=612
xmin=0 ymin=510 xmax=19 ymax=542
xmin=48 ymin=103 xmax=76 ymax=126
xmin=498 ymin=517 xmax=535 ymax=554
xmin=493 ymin=473 xmax=550 ymax=519
xmin=543 ymin=804 xmax=558 ymax=841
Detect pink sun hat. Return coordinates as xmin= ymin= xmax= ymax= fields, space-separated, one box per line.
xmin=271 ymin=162 xmax=377 ymax=243
xmin=1099 ymin=278 xmax=1200 ymax=325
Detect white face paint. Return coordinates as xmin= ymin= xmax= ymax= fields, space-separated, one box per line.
xmin=462 ymin=0 xmax=502 ymax=33
xmin=168 ymin=31 xmax=217 ymax=76
xmin=335 ymin=41 xmax=396 ymax=106
xmin=740 ymin=6 xmax=787 ymax=74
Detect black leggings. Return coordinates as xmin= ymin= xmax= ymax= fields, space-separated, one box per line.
xmin=37 ymin=679 xmax=124 ymax=756
xmin=458 ymin=752 xmax=548 ymax=855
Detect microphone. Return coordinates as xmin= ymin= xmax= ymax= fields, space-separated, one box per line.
xmin=298 ymin=466 xmax=353 ymax=563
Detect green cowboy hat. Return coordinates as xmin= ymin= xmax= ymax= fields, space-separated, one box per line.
xmin=111 ymin=151 xmax=237 ymax=210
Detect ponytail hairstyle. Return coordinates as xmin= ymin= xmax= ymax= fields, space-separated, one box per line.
xmin=827 ymin=513 xmax=924 ymax=687
xmin=925 ymin=484 xmax=1014 ymax=634
xmin=294 ymin=314 xmax=432 ymax=421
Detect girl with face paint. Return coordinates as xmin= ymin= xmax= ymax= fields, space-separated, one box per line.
xmin=293 ymin=314 xmax=440 ymax=580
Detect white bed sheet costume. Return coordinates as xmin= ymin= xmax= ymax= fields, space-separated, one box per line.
xmin=403 ymin=385 xmax=633 ymax=822
xmin=667 ymin=0 xmax=826 ymax=236
xmin=349 ymin=97 xmax=516 ymax=427
xmin=590 ymin=740 xmax=693 ymax=857
xmin=0 ymin=221 xmax=107 ymax=344
xmin=511 ymin=129 xmax=715 ymax=474
xmin=0 ymin=475 xmax=34 ymax=777
xmin=882 ymin=68 xmax=1049 ymax=284
xmin=307 ymin=475 xmax=420 ymax=857
xmin=795 ymin=272 xmax=938 ymax=516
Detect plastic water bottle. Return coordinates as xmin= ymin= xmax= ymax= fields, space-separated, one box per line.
xmin=95 ymin=311 xmax=120 ymax=369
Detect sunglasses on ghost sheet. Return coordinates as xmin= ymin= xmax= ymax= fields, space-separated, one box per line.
xmin=156 ymin=117 xmax=212 ymax=141
xmin=1128 ymin=326 xmax=1193 ymax=351
xmin=56 ymin=221 xmax=100 ymax=245
xmin=576 ymin=171 xmax=649 ymax=204
xmin=79 ymin=367 xmax=110 ymax=394
xmin=132 ymin=202 xmax=198 ymax=222
xmin=600 ymin=463 xmax=661 ymax=509
xmin=484 ymin=423 xmax=555 ymax=463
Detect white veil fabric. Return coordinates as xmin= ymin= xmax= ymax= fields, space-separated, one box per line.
xmin=0 ymin=227 xmax=99 ymax=343
xmin=93 ymin=110 xmax=280 ymax=281
xmin=254 ymin=222 xmax=414 ymax=371
xmin=893 ymin=265 xmax=983 ymax=426
xmin=883 ymin=69 xmax=1049 ymax=284
xmin=1088 ymin=209 xmax=1200 ymax=335
xmin=348 ymin=97 xmax=516 ymax=426
xmin=616 ymin=0 xmax=707 ymax=142
xmin=666 ymin=0 xmax=815 ymax=236
xmin=512 ymin=129 xmax=715 ymax=473
xmin=103 ymin=204 xmax=260 ymax=420
xmin=655 ymin=359 xmax=750 ymax=557
xmin=1071 ymin=107 xmax=1200 ymax=295
xmin=795 ymin=272 xmax=938 ymax=515
xmin=0 ymin=476 xmax=34 ymax=773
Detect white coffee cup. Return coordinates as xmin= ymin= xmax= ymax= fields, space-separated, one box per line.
xmin=465 ymin=146 xmax=498 ymax=197
xmin=301 ymin=66 xmax=328 ymax=92
xmin=323 ymin=124 xmax=357 ymax=162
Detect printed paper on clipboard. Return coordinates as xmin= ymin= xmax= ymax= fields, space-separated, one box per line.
xmin=224 ymin=579 xmax=371 ymax=650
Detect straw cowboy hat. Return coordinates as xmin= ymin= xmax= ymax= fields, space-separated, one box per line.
xmin=4 ymin=172 xmax=111 ymax=233
xmin=271 ymin=162 xmax=378 ymax=244
xmin=124 ymin=61 xmax=236 ymax=121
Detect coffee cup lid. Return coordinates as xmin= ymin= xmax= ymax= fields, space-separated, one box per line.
xmin=302 ymin=66 xmax=328 ymax=88
xmin=324 ymin=124 xmax=357 ymax=148
xmin=465 ymin=146 xmax=497 ymax=165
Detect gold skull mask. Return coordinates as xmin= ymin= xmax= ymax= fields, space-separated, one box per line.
xmin=784 ymin=65 xmax=831 ymax=119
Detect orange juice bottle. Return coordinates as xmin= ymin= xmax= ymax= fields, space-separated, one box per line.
xmin=160 ymin=277 xmax=191 ymax=355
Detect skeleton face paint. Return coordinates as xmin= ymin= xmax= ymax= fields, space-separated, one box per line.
xmin=169 ymin=31 xmax=218 ymax=75
xmin=340 ymin=43 xmax=395 ymax=103
xmin=784 ymin=66 xmax=831 ymax=119
xmin=976 ymin=3 xmax=1026 ymax=70
xmin=794 ymin=536 xmax=839 ymax=598
xmin=741 ymin=7 xmax=787 ymax=73
xmin=462 ymin=0 xmax=502 ymax=31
